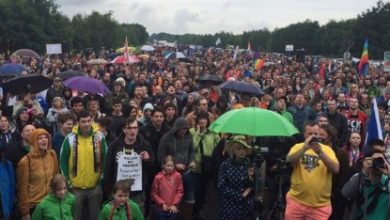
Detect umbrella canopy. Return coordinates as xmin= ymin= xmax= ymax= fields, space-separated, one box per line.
xmin=86 ymin=58 xmax=108 ymax=65
xmin=140 ymin=45 xmax=155 ymax=51
xmin=164 ymin=52 xmax=186 ymax=59
xmin=0 ymin=63 xmax=27 ymax=75
xmin=63 ymin=76 xmax=110 ymax=94
xmin=115 ymin=46 xmax=136 ymax=53
xmin=12 ymin=49 xmax=40 ymax=59
xmin=2 ymin=74 xmax=52 ymax=95
xmin=111 ymin=55 xmax=140 ymax=64
xmin=196 ymin=74 xmax=224 ymax=85
xmin=220 ymin=81 xmax=264 ymax=96
xmin=57 ymin=70 xmax=84 ymax=80
xmin=209 ymin=107 xmax=299 ymax=137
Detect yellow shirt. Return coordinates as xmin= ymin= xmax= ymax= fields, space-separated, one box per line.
xmin=287 ymin=143 xmax=339 ymax=207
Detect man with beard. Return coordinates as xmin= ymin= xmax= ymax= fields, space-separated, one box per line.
xmin=104 ymin=117 xmax=154 ymax=213
xmin=321 ymin=98 xmax=349 ymax=146
xmin=140 ymin=107 xmax=171 ymax=217
xmin=344 ymin=97 xmax=368 ymax=146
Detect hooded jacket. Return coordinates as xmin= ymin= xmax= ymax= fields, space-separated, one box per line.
xmin=31 ymin=192 xmax=75 ymax=220
xmin=104 ymin=134 xmax=154 ymax=194
xmin=98 ymin=199 xmax=144 ymax=220
xmin=158 ymin=117 xmax=195 ymax=166
xmin=60 ymin=124 xmax=107 ymax=189
xmin=16 ymin=128 xmax=59 ymax=215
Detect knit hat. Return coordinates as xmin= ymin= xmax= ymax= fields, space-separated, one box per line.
xmin=189 ymin=92 xmax=200 ymax=101
xmin=113 ymin=77 xmax=126 ymax=87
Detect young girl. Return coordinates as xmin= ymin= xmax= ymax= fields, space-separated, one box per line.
xmin=98 ymin=180 xmax=144 ymax=220
xmin=151 ymin=155 xmax=184 ymax=220
xmin=32 ymin=174 xmax=75 ymax=220
xmin=46 ymin=96 xmax=69 ymax=133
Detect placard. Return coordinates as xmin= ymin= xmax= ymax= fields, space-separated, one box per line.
xmin=46 ymin=44 xmax=62 ymax=54
xmin=116 ymin=153 xmax=142 ymax=191
xmin=285 ymin=45 xmax=294 ymax=52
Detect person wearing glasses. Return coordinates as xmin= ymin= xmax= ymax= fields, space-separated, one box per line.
xmin=104 ymin=117 xmax=154 ymax=214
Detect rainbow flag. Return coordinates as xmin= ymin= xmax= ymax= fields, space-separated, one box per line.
xmin=254 ymin=59 xmax=265 ymax=71
xmin=357 ymin=38 xmax=369 ymax=76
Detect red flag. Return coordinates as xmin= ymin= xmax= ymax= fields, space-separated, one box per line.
xmin=124 ymin=37 xmax=129 ymax=65
xmin=319 ymin=62 xmax=326 ymax=79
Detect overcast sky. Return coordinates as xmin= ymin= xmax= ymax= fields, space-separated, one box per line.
xmin=56 ymin=0 xmax=380 ymax=35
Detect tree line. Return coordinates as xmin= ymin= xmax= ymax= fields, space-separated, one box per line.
xmin=1 ymin=0 xmax=389 ymax=59
xmin=151 ymin=1 xmax=390 ymax=60
xmin=0 ymin=0 xmax=148 ymax=54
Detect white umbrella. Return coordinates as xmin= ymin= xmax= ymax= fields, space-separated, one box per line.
xmin=141 ymin=45 xmax=155 ymax=51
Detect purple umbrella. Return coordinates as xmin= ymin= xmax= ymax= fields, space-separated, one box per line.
xmin=63 ymin=76 xmax=110 ymax=94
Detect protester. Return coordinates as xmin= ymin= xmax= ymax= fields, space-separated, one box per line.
xmin=189 ymin=111 xmax=220 ymax=219
xmin=17 ymin=128 xmax=59 ymax=219
xmin=31 ymin=174 xmax=75 ymax=220
xmin=151 ymin=155 xmax=184 ymax=220
xmin=98 ymin=180 xmax=144 ymax=220
xmin=46 ymin=96 xmax=69 ymax=133
xmin=158 ymin=117 xmax=196 ymax=220
xmin=0 ymin=143 xmax=15 ymax=220
xmin=51 ymin=113 xmax=75 ymax=159
xmin=104 ymin=117 xmax=154 ymax=212
xmin=60 ymin=110 xmax=107 ymax=220
xmin=285 ymin=121 xmax=339 ymax=220
xmin=342 ymin=146 xmax=390 ymax=219
xmin=217 ymin=135 xmax=254 ymax=220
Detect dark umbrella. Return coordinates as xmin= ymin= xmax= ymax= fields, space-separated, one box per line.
xmin=196 ymin=74 xmax=224 ymax=85
xmin=0 ymin=63 xmax=27 ymax=75
xmin=63 ymin=76 xmax=110 ymax=94
xmin=57 ymin=70 xmax=84 ymax=80
xmin=12 ymin=49 xmax=40 ymax=59
xmin=220 ymin=81 xmax=264 ymax=96
xmin=2 ymin=74 xmax=52 ymax=95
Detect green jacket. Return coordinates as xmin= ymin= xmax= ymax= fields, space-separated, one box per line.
xmin=190 ymin=128 xmax=220 ymax=173
xmin=32 ymin=193 xmax=75 ymax=220
xmin=273 ymin=109 xmax=294 ymax=124
xmin=98 ymin=200 xmax=144 ymax=220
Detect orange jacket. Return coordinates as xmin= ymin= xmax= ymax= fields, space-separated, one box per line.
xmin=16 ymin=129 xmax=59 ymax=215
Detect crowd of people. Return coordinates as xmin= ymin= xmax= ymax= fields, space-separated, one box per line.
xmin=1 ymin=46 xmax=390 ymax=220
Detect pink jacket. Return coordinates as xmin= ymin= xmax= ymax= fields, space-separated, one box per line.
xmin=151 ymin=170 xmax=184 ymax=207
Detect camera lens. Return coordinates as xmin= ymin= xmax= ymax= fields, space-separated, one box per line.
xmin=372 ymin=157 xmax=385 ymax=170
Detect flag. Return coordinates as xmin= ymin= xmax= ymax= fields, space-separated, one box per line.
xmin=123 ymin=37 xmax=129 ymax=65
xmin=215 ymin=38 xmax=221 ymax=46
xmin=247 ymin=41 xmax=252 ymax=53
xmin=357 ymin=38 xmax=369 ymax=77
xmin=364 ymin=98 xmax=383 ymax=150
xmin=254 ymin=59 xmax=265 ymax=71
xmin=233 ymin=45 xmax=239 ymax=60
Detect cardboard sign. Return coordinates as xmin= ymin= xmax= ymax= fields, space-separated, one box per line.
xmin=46 ymin=44 xmax=62 ymax=54
xmin=116 ymin=152 xmax=142 ymax=191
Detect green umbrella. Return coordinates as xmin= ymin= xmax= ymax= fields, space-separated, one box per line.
xmin=209 ymin=107 xmax=299 ymax=136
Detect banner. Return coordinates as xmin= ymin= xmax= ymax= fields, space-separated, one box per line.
xmin=116 ymin=152 xmax=142 ymax=191
xmin=285 ymin=45 xmax=294 ymax=52
xmin=384 ymin=51 xmax=390 ymax=72
xmin=46 ymin=44 xmax=62 ymax=54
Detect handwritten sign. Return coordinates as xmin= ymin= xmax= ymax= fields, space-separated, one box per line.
xmin=116 ymin=153 xmax=142 ymax=191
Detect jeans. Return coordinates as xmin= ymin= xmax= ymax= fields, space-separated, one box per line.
xmin=72 ymin=185 xmax=103 ymax=220
xmin=154 ymin=210 xmax=176 ymax=220
xmin=182 ymin=170 xmax=195 ymax=204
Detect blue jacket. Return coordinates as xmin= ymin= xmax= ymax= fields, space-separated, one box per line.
xmin=0 ymin=159 xmax=16 ymax=219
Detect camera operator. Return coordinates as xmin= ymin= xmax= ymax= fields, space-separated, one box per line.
xmin=342 ymin=140 xmax=390 ymax=219
xmin=285 ymin=121 xmax=339 ymax=220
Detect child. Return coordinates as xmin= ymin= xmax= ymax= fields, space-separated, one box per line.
xmin=46 ymin=96 xmax=69 ymax=133
xmin=151 ymin=155 xmax=184 ymax=220
xmin=98 ymin=179 xmax=144 ymax=220
xmin=31 ymin=174 xmax=75 ymax=220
